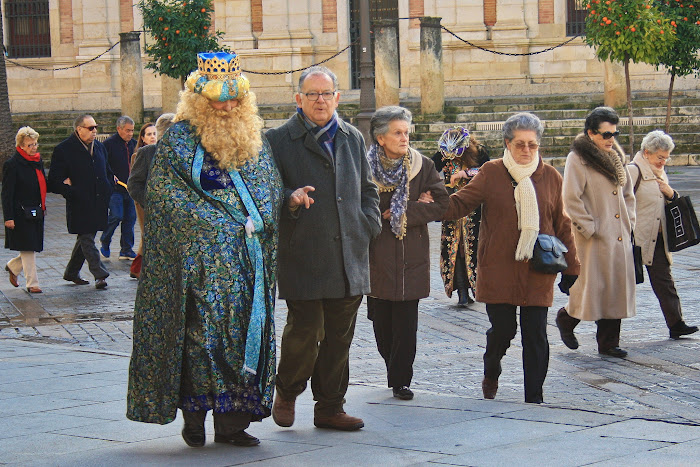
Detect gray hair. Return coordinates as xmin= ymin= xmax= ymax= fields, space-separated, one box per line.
xmin=502 ymin=112 xmax=544 ymax=144
xmin=640 ymin=130 xmax=675 ymax=154
xmin=15 ymin=126 xmax=39 ymax=147
xmin=370 ymin=106 xmax=412 ymax=143
xmin=155 ymin=113 xmax=176 ymax=137
xmin=298 ymin=66 xmax=339 ymax=92
xmin=74 ymin=114 xmax=93 ymax=129
xmin=116 ymin=115 xmax=134 ymax=128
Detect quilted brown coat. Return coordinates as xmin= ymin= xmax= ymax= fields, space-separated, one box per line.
xmin=444 ymin=157 xmax=579 ymax=308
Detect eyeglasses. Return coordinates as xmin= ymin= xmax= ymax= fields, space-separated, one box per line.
xmin=81 ymin=125 xmax=98 ymax=131
xmin=511 ymin=141 xmax=540 ymax=152
xmin=594 ymin=130 xmax=620 ymax=140
xmin=302 ymin=91 xmax=336 ymax=101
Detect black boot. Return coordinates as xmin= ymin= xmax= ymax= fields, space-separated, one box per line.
xmin=454 ymin=257 xmax=471 ymax=306
xmin=670 ymin=320 xmax=699 ymax=339
xmin=181 ymin=410 xmax=206 ymax=447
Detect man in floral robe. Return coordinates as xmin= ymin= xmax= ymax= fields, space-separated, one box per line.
xmin=126 ymin=52 xmax=282 ymax=448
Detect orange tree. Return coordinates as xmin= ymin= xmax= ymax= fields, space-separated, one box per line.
xmin=584 ymin=0 xmax=676 ymax=153
xmin=138 ymin=0 xmax=228 ymax=86
xmin=655 ymin=0 xmax=700 ymax=132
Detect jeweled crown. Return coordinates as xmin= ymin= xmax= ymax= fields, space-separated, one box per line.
xmin=197 ymin=52 xmax=241 ymax=81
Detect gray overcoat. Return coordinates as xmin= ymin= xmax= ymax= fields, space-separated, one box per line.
xmin=266 ymin=114 xmax=381 ymax=300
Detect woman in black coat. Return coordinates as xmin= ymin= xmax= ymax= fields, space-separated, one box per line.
xmin=2 ymin=127 xmax=47 ymax=293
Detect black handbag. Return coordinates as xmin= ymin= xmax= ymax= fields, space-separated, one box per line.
xmin=665 ymin=195 xmax=700 ymax=252
xmin=631 ymin=232 xmax=644 ymax=284
xmin=20 ymin=203 xmax=44 ymax=221
xmin=530 ymin=234 xmax=568 ymax=274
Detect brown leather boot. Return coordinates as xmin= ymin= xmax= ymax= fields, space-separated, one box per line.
xmin=482 ymin=377 xmax=498 ymax=400
xmin=272 ymin=395 xmax=295 ymax=427
xmin=314 ymin=412 xmax=364 ymax=431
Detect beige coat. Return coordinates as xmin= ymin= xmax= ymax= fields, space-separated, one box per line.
xmin=627 ymin=152 xmax=673 ymax=266
xmin=563 ymin=144 xmax=636 ymax=321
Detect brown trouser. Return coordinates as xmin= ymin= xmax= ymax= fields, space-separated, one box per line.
xmin=276 ymin=296 xmax=362 ymax=417
xmin=556 ymin=308 xmax=622 ymax=352
xmin=647 ymin=232 xmax=683 ymax=328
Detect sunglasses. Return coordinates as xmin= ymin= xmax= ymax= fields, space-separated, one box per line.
xmin=81 ymin=125 xmax=98 ymax=131
xmin=594 ymin=130 xmax=620 ymax=140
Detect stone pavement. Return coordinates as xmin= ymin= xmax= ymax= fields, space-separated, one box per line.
xmin=1 ymin=166 xmax=700 ymax=465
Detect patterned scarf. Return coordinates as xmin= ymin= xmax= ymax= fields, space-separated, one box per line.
xmin=296 ymin=108 xmax=339 ymax=159
xmin=571 ymin=134 xmax=627 ymax=186
xmin=502 ymin=148 xmax=540 ymax=261
xmin=16 ymin=146 xmax=47 ymax=212
xmin=366 ymin=143 xmax=410 ymax=239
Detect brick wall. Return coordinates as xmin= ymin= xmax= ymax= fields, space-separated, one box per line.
xmin=251 ymin=0 xmax=263 ymax=33
xmin=539 ymin=0 xmax=554 ymax=24
xmin=484 ymin=0 xmax=496 ymax=26
xmin=409 ymin=0 xmax=424 ymax=29
xmin=120 ymin=0 xmax=134 ymax=33
xmin=322 ymin=0 xmax=337 ymax=32
xmin=59 ymin=0 xmax=73 ymax=44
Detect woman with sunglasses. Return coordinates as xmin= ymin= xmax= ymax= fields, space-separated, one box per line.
xmin=556 ymin=106 xmax=636 ymax=359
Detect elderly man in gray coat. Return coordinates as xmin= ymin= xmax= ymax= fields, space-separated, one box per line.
xmin=266 ymin=66 xmax=381 ymax=431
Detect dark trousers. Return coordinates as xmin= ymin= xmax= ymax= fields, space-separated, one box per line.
xmin=647 ymin=232 xmax=683 ymax=328
xmin=276 ymin=295 xmax=362 ymax=417
xmin=181 ymin=409 xmax=251 ymax=434
xmin=556 ymin=308 xmax=622 ymax=351
xmin=484 ymin=303 xmax=549 ymax=403
xmin=64 ymin=233 xmax=109 ymax=280
xmin=367 ymin=297 xmax=419 ymax=389
xmin=100 ymin=191 xmax=136 ymax=254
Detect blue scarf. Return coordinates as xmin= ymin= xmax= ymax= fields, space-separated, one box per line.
xmin=366 ymin=143 xmax=410 ymax=239
xmin=296 ymin=108 xmax=339 ymax=159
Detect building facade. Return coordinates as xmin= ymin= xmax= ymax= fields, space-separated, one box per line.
xmin=2 ymin=0 xmax=697 ymax=113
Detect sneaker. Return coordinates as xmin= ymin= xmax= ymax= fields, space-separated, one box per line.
xmin=99 ymin=245 xmax=110 ymax=259
xmin=119 ymin=251 xmax=137 ymax=261
xmin=392 ymin=386 xmax=414 ymax=400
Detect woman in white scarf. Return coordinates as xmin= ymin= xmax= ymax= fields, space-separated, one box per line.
xmin=443 ymin=113 xmax=579 ymax=404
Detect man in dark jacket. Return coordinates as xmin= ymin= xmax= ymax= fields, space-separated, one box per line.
xmin=100 ymin=116 xmax=137 ymax=260
xmin=48 ymin=114 xmax=112 ymax=289
xmin=266 ymin=66 xmax=381 ymax=431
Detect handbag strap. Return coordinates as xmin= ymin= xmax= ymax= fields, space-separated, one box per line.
xmin=629 ymin=162 xmax=642 ymax=194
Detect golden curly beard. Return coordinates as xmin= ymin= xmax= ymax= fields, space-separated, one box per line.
xmin=175 ymin=89 xmax=264 ymax=171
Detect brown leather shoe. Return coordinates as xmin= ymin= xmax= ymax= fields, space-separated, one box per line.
xmin=27 ymin=286 xmax=42 ymax=293
xmin=314 ymin=412 xmax=364 ymax=431
xmin=482 ymin=377 xmax=498 ymax=400
xmin=5 ymin=265 xmax=18 ymax=287
xmin=272 ymin=395 xmax=295 ymax=427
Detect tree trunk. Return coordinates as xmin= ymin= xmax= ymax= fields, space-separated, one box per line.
xmin=624 ymin=55 xmax=634 ymax=156
xmin=0 ymin=9 xmax=16 ymax=174
xmin=665 ymin=73 xmax=675 ymax=134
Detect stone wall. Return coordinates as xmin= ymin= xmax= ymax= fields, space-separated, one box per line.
xmin=4 ymin=0 xmax=698 ymax=114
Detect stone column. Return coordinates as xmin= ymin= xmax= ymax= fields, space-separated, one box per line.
xmin=604 ymin=60 xmax=626 ymax=108
xmin=374 ymin=19 xmax=400 ymax=108
xmin=420 ymin=17 xmax=444 ymax=115
xmin=161 ymin=75 xmax=182 ymax=114
xmin=119 ymin=32 xmax=143 ymax=123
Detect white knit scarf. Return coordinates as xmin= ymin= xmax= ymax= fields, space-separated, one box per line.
xmin=502 ymin=148 xmax=540 ymax=261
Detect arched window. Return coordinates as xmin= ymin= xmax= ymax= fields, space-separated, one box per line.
xmin=4 ymin=0 xmax=51 ymax=58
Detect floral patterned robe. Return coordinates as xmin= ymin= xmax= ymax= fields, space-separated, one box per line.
xmin=126 ymin=121 xmax=283 ymax=424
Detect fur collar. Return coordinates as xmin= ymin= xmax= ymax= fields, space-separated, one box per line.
xmin=571 ymin=133 xmax=627 ymax=186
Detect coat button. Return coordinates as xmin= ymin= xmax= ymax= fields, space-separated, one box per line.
xmin=576 ymin=225 xmax=581 ymax=230
xmin=337 ymin=196 xmax=342 ymax=202
xmin=334 ymin=235 xmax=340 ymax=241
xmin=618 ymin=237 xmax=622 ymax=241
xmin=615 ymin=214 xmax=620 ymax=218
xmin=612 ymin=190 xmax=618 ymax=195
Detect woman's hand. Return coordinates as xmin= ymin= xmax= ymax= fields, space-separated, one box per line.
xmin=4 ymin=220 xmax=15 ymax=229
xmin=449 ymin=170 xmax=467 ymax=186
xmin=289 ymin=186 xmax=315 ymax=209
xmin=63 ymin=178 xmax=72 ymax=186
xmin=382 ymin=209 xmax=391 ymax=220
xmin=418 ymin=191 xmax=434 ymax=204
xmin=657 ymin=179 xmax=675 ymax=199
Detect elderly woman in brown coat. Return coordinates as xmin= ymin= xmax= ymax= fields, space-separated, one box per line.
xmin=445 ymin=112 xmax=579 ymax=404
xmin=628 ymin=130 xmax=698 ymax=339
xmin=556 ymin=107 xmax=636 ymax=358
xmin=366 ymin=106 xmax=449 ymax=401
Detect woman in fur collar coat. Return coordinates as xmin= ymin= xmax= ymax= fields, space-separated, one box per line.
xmin=556 ymin=107 xmax=636 ymax=359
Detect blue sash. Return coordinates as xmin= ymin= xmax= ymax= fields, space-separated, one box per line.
xmin=191 ymin=144 xmax=267 ymax=381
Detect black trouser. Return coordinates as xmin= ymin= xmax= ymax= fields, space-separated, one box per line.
xmin=647 ymin=232 xmax=683 ymax=328
xmin=181 ymin=409 xmax=252 ymax=435
xmin=64 ymin=233 xmax=109 ymax=280
xmin=484 ymin=303 xmax=548 ymax=403
xmin=556 ymin=308 xmax=622 ymax=351
xmin=367 ymin=297 xmax=419 ymax=389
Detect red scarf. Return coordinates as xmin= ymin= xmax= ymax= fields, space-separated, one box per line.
xmin=16 ymin=146 xmax=47 ymax=212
